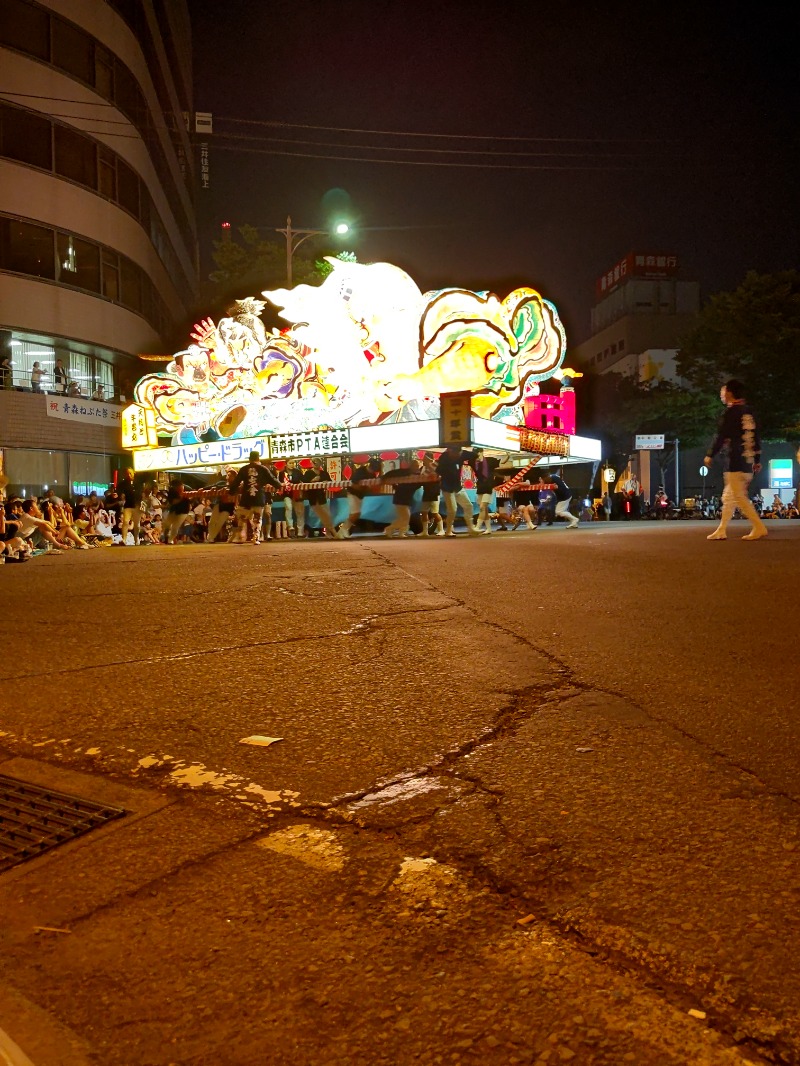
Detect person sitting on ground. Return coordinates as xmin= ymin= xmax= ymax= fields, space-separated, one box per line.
xmin=93 ymin=506 xmax=114 ymax=541
xmin=0 ymin=479 xmax=30 ymax=561
xmin=42 ymin=499 xmax=92 ymax=549
xmin=12 ymin=499 xmax=70 ymax=552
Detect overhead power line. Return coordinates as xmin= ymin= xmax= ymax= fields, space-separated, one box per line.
xmin=219 ymin=114 xmax=678 ymax=145
xmin=0 ymin=88 xmax=679 ymax=148
xmin=211 ymin=142 xmax=685 ymax=171
xmin=0 ymin=89 xmax=726 ymax=169
xmin=213 ymin=128 xmax=663 ymax=160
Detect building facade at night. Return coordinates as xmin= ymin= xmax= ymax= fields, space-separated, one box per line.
xmin=0 ymin=0 xmax=197 ymax=496
xmin=571 ymin=252 xmax=700 ymax=383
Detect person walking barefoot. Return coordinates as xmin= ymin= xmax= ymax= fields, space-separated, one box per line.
xmin=704 ymin=380 xmax=768 ymax=542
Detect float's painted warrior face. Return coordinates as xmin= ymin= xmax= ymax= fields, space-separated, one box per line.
xmin=131 ymin=258 xmax=568 ymax=444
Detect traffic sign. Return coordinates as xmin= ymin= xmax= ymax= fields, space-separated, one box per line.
xmin=635 ymin=434 xmax=665 ymax=450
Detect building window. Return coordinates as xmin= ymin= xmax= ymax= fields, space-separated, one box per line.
xmin=98 ymin=145 xmax=117 ymax=200
xmin=95 ymin=359 xmax=115 ymax=397
xmin=120 ymin=257 xmax=142 ymax=312
xmin=117 ymin=159 xmax=140 ymax=216
xmin=54 ymin=123 xmax=97 ymax=188
xmin=1 ymin=212 xmax=172 ymax=337
xmin=94 ymin=44 xmax=115 ymax=98
xmin=0 ymin=0 xmax=195 ymax=251
xmin=68 ymin=352 xmax=93 ymax=395
xmin=0 ymin=217 xmax=55 ymax=279
xmin=101 ymin=249 xmax=120 ymax=301
xmin=610 ymin=343 xmax=617 ymax=355
xmin=57 ymin=232 xmax=100 ymax=292
xmin=1 ymin=448 xmax=70 ymax=499
xmin=618 ymin=338 xmax=625 ymax=350
xmin=7 ymin=338 xmax=55 ymax=389
xmin=0 ymin=103 xmax=52 ymax=170
xmin=50 ymin=16 xmax=94 ymax=85
xmin=1 ymin=102 xmax=194 ymax=307
xmin=69 ymin=451 xmax=114 ymax=498
xmin=0 ymin=0 xmax=50 ymax=59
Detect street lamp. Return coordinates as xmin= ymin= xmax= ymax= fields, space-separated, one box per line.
xmin=275 ymin=215 xmax=350 ymax=287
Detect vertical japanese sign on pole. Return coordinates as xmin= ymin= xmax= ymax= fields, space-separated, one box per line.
xmin=195 ymin=112 xmax=212 ymax=191
xmin=439 ymin=391 xmax=472 ymax=447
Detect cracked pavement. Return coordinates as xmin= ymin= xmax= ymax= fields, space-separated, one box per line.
xmin=0 ymin=523 xmax=799 ymax=1065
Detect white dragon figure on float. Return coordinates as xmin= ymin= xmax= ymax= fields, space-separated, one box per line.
xmin=134 ymin=258 xmax=571 ymax=444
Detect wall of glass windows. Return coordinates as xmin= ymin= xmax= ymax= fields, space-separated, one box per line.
xmin=0 ymin=329 xmax=141 ymax=401
xmin=0 ymin=100 xmax=196 ymax=307
xmin=0 ymin=211 xmax=173 ymax=338
xmin=0 ymin=0 xmax=195 ymax=247
xmin=1 ymin=447 xmax=117 ymax=499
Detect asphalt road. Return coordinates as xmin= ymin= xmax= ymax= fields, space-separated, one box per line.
xmin=0 ymin=520 xmax=798 ymax=1066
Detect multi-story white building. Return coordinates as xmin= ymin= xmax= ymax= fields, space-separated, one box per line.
xmin=0 ymin=0 xmax=197 ymax=496
xmin=571 ymin=252 xmax=699 ymax=383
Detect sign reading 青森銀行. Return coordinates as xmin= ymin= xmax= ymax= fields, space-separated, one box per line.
xmin=45 ymin=397 xmax=123 ymax=427
xmin=635 ymin=434 xmax=665 ymax=450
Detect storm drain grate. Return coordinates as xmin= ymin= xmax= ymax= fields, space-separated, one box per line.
xmin=0 ymin=774 xmax=126 ymax=873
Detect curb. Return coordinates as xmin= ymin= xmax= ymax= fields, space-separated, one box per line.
xmin=0 ymin=1027 xmax=35 ymax=1066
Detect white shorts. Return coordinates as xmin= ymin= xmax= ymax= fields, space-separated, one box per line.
xmin=422 ymin=498 xmax=440 ymax=514
xmin=236 ymin=505 xmax=264 ymax=521
xmin=478 ymin=493 xmax=493 ymax=505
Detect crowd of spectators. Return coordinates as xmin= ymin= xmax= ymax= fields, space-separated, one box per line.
xmin=0 ymin=355 xmax=119 ymax=400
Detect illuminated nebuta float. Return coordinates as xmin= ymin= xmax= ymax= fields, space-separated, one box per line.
xmin=132 ymin=258 xmax=572 ymax=446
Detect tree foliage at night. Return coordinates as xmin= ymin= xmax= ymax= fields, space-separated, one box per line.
xmin=582 ymin=372 xmax=720 ymax=477
xmin=208 ymin=224 xmax=325 ymax=296
xmin=677 ymin=271 xmax=800 ymax=439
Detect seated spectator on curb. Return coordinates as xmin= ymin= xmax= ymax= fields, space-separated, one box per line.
xmin=0 ymin=478 xmax=30 ymax=561
xmin=93 ymin=506 xmax=114 ymax=540
xmin=42 ymin=500 xmax=92 ymax=549
xmin=12 ymin=500 xmax=69 ymax=552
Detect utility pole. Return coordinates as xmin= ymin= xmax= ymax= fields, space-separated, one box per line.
xmin=275 ymin=216 xmax=349 ymax=287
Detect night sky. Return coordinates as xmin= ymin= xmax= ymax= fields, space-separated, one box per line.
xmin=190 ymin=0 xmax=798 ymax=344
